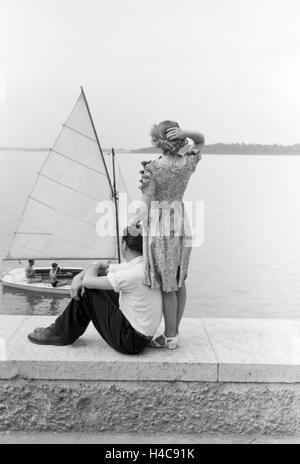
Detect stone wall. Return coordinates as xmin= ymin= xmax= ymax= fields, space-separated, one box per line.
xmin=2 ymin=316 xmax=300 ymax=435
xmin=0 ymin=379 xmax=299 ymax=435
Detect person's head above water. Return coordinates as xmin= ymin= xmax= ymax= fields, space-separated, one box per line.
xmin=51 ymin=263 xmax=58 ymax=269
xmin=28 ymin=259 xmax=35 ymax=266
xmin=150 ymin=120 xmax=187 ymax=155
xmin=121 ymin=226 xmax=143 ymax=258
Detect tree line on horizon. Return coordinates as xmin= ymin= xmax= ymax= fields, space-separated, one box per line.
xmin=1 ymin=143 xmax=300 ymax=155
xmin=130 ymin=143 xmax=300 ymax=154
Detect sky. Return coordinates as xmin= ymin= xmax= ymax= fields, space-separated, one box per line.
xmin=0 ymin=0 xmax=300 ymax=148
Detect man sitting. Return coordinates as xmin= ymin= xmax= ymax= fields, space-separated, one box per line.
xmin=28 ymin=228 xmax=162 ymax=355
xmin=25 ymin=259 xmax=42 ymax=283
xmin=49 ymin=263 xmax=68 ymax=288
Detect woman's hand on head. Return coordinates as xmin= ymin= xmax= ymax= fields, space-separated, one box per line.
xmin=166 ymin=127 xmax=186 ymax=141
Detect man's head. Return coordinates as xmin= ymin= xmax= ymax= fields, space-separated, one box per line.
xmin=28 ymin=259 xmax=35 ymax=266
xmin=51 ymin=263 xmax=58 ymax=270
xmin=121 ymin=226 xmax=143 ymax=259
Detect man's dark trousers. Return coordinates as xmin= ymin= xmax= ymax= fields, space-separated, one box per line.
xmin=54 ymin=288 xmax=151 ymax=355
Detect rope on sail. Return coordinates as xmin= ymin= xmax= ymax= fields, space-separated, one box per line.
xmin=15 ymin=232 xmax=51 ymax=235
xmin=20 ymin=219 xmax=105 ymax=255
xmin=28 ymin=196 xmax=97 ymax=228
xmin=11 ymin=242 xmax=53 ymax=258
xmin=38 ymin=173 xmax=102 ymax=202
xmin=62 ymin=124 xmax=98 ymax=143
xmin=51 ymin=149 xmax=109 ymax=177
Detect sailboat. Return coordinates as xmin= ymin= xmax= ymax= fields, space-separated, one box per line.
xmin=1 ymin=87 xmax=126 ymax=294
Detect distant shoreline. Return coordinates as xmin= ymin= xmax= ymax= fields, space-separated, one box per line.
xmin=0 ymin=147 xmax=50 ymax=152
xmin=1 ymin=143 xmax=300 ymax=155
xmin=130 ymin=143 xmax=300 ymax=155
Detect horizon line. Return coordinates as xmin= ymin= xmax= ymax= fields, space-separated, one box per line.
xmin=1 ymin=142 xmax=300 ymax=153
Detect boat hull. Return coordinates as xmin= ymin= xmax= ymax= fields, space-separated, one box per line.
xmin=1 ymin=267 xmax=83 ymax=295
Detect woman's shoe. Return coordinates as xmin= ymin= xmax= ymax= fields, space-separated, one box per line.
xmin=164 ymin=335 xmax=178 ymax=350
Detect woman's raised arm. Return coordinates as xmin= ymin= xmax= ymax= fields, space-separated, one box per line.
xmin=166 ymin=128 xmax=205 ymax=150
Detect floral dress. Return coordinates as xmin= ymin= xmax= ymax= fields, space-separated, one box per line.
xmin=139 ymin=145 xmax=202 ymax=292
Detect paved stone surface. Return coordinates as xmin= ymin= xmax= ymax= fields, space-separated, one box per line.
xmin=203 ymin=318 xmax=300 ymax=382
xmin=2 ymin=316 xmax=300 ymax=382
xmin=0 ymin=316 xmax=25 ymax=362
xmin=0 ymin=316 xmax=217 ymax=381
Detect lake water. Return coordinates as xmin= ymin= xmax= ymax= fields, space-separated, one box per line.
xmin=1 ymin=150 xmax=300 ymax=319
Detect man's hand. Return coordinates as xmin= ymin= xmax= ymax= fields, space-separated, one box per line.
xmin=90 ymin=261 xmax=107 ymax=269
xmin=89 ymin=261 xmax=109 ymax=276
xmin=82 ymin=263 xmax=113 ymax=291
xmin=70 ymin=272 xmax=85 ymax=301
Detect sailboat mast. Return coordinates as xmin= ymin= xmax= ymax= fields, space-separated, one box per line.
xmin=81 ymin=87 xmax=121 ymax=262
xmin=80 ymin=87 xmax=114 ymax=197
xmin=112 ymin=148 xmax=121 ymax=263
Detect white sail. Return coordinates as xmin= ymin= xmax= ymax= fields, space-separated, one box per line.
xmin=7 ymin=90 xmax=119 ymax=260
xmin=116 ymin=156 xmax=131 ymax=204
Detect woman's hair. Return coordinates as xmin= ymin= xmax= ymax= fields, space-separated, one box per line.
xmin=150 ymin=120 xmax=187 ymax=154
xmin=122 ymin=226 xmax=143 ymax=254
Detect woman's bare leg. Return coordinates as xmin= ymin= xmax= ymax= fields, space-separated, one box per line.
xmin=162 ymin=291 xmax=178 ymax=338
xmin=176 ymin=282 xmax=187 ymax=334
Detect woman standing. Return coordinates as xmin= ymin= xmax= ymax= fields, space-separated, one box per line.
xmin=130 ymin=121 xmax=204 ymax=349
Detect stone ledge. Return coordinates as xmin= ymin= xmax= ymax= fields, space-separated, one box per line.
xmin=0 ymin=379 xmax=299 ymax=434
xmin=1 ymin=316 xmax=300 ymax=383
xmin=0 ymin=316 xmax=217 ymax=382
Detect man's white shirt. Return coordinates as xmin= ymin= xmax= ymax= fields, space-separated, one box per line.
xmin=107 ymin=256 xmax=162 ymax=337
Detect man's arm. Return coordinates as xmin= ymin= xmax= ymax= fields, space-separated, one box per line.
xmin=82 ymin=263 xmax=113 ymax=291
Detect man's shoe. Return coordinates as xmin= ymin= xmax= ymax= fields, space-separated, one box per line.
xmin=28 ymin=324 xmax=70 ymax=346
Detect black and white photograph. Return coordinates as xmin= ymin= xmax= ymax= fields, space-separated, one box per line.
xmin=0 ymin=0 xmax=300 ymax=448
